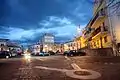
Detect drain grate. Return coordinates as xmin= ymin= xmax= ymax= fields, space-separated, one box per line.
xmin=74 ymin=71 xmax=91 ymax=76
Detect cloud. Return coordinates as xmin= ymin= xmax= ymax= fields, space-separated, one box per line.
xmin=0 ymin=0 xmax=93 ymax=45
xmin=0 ymin=15 xmax=87 ymax=45
xmin=39 ymin=16 xmax=72 ymax=29
xmin=0 ymin=0 xmax=93 ymax=29
xmin=63 ymin=0 xmax=93 ymax=25
xmin=3 ymin=27 xmax=35 ymax=40
xmin=1 ymin=0 xmax=68 ymax=29
xmin=0 ymin=16 xmax=77 ymax=43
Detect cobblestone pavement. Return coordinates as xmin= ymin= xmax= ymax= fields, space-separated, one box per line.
xmin=69 ymin=56 xmax=120 ymax=80
xmin=0 ymin=56 xmax=120 ymax=80
xmin=0 ymin=56 xmax=77 ymax=80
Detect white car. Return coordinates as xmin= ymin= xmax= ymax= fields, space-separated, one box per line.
xmin=39 ymin=52 xmax=44 ymax=56
xmin=11 ymin=52 xmax=17 ymax=57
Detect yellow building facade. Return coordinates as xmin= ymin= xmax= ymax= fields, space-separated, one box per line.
xmin=75 ymin=36 xmax=86 ymax=49
xmin=83 ymin=0 xmax=112 ymax=49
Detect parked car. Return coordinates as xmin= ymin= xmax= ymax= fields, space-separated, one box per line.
xmin=56 ymin=50 xmax=62 ymax=55
xmin=39 ymin=52 xmax=44 ymax=56
xmin=63 ymin=51 xmax=70 ymax=56
xmin=48 ymin=51 xmax=55 ymax=55
xmin=68 ymin=50 xmax=78 ymax=56
xmin=63 ymin=50 xmax=86 ymax=56
xmin=35 ymin=52 xmax=40 ymax=56
xmin=77 ymin=50 xmax=86 ymax=56
xmin=31 ymin=52 xmax=35 ymax=56
xmin=32 ymin=52 xmax=50 ymax=56
xmin=17 ymin=50 xmax=22 ymax=56
xmin=11 ymin=52 xmax=17 ymax=57
xmin=10 ymin=50 xmax=17 ymax=57
xmin=0 ymin=51 xmax=11 ymax=58
xmin=43 ymin=52 xmax=50 ymax=56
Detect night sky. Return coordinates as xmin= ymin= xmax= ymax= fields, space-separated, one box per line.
xmin=0 ymin=0 xmax=94 ymax=45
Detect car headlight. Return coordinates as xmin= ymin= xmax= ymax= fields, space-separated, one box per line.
xmin=24 ymin=54 xmax=31 ymax=59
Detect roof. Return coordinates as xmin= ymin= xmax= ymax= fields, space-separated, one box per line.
xmin=64 ymin=40 xmax=74 ymax=44
xmin=0 ymin=38 xmax=9 ymax=42
xmin=7 ymin=42 xmax=20 ymax=48
xmin=43 ymin=33 xmax=54 ymax=37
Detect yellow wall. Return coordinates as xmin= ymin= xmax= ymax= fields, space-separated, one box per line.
xmin=75 ymin=36 xmax=86 ymax=49
xmin=90 ymin=34 xmax=111 ymax=49
xmin=81 ymin=37 xmax=86 ymax=48
xmin=102 ymin=35 xmax=112 ymax=48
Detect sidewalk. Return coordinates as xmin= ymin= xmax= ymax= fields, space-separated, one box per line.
xmin=70 ymin=56 xmax=120 ymax=63
xmin=70 ymin=56 xmax=120 ymax=80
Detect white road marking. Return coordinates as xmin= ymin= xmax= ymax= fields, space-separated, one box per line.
xmin=104 ymin=62 xmax=108 ymax=65
xmin=63 ymin=56 xmax=101 ymax=79
xmin=0 ymin=59 xmax=6 ymax=61
xmin=19 ymin=68 xmax=32 ymax=70
xmin=71 ymin=63 xmax=81 ymax=70
xmin=110 ymin=63 xmax=113 ymax=65
xmin=64 ymin=56 xmax=70 ymax=60
xmin=35 ymin=66 xmax=67 ymax=72
xmin=34 ymin=57 xmax=45 ymax=61
xmin=38 ymin=58 xmax=45 ymax=61
xmin=34 ymin=66 xmax=101 ymax=79
xmin=64 ymin=56 xmax=81 ymax=70
xmin=104 ymin=62 xmax=114 ymax=65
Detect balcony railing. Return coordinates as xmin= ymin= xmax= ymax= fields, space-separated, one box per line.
xmin=90 ymin=9 xmax=106 ymax=27
xmin=92 ymin=27 xmax=101 ymax=37
xmin=91 ymin=26 xmax=108 ymax=38
xmin=102 ymin=26 xmax=108 ymax=32
xmin=83 ymin=26 xmax=108 ymax=41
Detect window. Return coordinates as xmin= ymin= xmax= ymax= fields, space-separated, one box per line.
xmin=104 ymin=36 xmax=108 ymax=43
xmin=68 ymin=44 xmax=70 ymax=47
xmin=97 ymin=40 xmax=99 ymax=45
xmin=0 ymin=44 xmax=4 ymax=46
xmin=103 ymin=22 xmax=105 ymax=27
xmin=93 ymin=41 xmax=96 ymax=46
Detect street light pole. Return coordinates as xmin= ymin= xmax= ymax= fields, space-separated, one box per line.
xmin=108 ymin=10 xmax=118 ymax=56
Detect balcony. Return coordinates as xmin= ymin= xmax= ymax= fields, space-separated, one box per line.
xmin=91 ymin=26 xmax=108 ymax=39
xmin=90 ymin=9 xmax=106 ymax=28
xmin=92 ymin=27 xmax=101 ymax=37
xmin=83 ymin=32 xmax=91 ymax=42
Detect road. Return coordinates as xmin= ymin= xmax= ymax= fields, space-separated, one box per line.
xmin=0 ymin=55 xmax=120 ymax=80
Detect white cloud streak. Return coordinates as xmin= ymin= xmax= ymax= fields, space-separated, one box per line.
xmin=2 ymin=16 xmax=86 ymax=43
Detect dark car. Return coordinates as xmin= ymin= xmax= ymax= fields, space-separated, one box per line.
xmin=63 ymin=51 xmax=70 ymax=56
xmin=63 ymin=50 xmax=86 ymax=56
xmin=35 ymin=52 xmax=40 ymax=56
xmin=76 ymin=50 xmax=86 ymax=56
xmin=0 ymin=51 xmax=11 ymax=58
xmin=48 ymin=51 xmax=55 ymax=55
xmin=69 ymin=50 xmax=78 ymax=56
xmin=43 ymin=52 xmax=50 ymax=56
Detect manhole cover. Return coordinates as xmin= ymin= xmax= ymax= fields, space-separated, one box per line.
xmin=74 ymin=71 xmax=91 ymax=76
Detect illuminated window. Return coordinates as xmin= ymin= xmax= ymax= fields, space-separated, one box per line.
xmin=104 ymin=36 xmax=107 ymax=43
xmin=97 ymin=40 xmax=99 ymax=45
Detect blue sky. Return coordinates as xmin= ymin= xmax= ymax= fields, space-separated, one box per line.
xmin=0 ymin=0 xmax=94 ymax=45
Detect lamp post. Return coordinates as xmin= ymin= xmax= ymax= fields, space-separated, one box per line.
xmin=107 ymin=0 xmax=120 ymax=56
